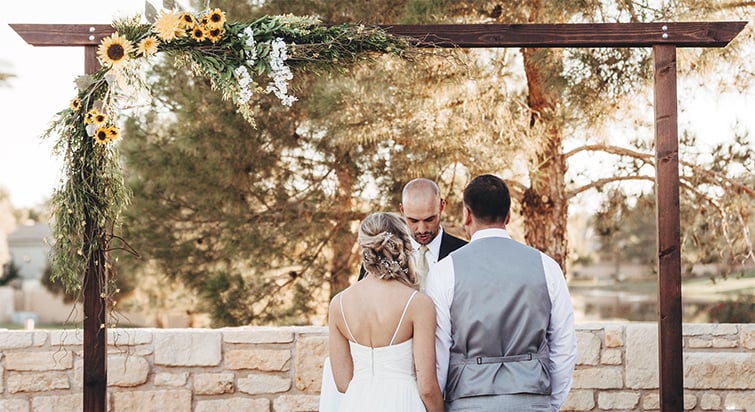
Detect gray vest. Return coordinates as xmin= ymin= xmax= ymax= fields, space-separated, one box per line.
xmin=445 ymin=237 xmax=552 ymax=401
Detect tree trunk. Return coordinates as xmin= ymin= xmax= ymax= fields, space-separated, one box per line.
xmin=520 ymin=47 xmax=569 ymax=273
xmin=329 ymin=153 xmax=359 ymax=297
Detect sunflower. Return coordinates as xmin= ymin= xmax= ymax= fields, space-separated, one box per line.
xmin=153 ymin=10 xmax=182 ymax=42
xmin=207 ymin=27 xmax=223 ymax=43
xmin=106 ymin=126 xmax=121 ymax=142
xmin=97 ymin=32 xmax=135 ymax=68
xmin=93 ymin=127 xmax=111 ymax=145
xmin=70 ymin=97 xmax=81 ymax=111
xmin=205 ymin=8 xmax=226 ymax=28
xmin=138 ymin=36 xmax=160 ymax=56
xmin=178 ymin=12 xmax=196 ymax=29
xmin=84 ymin=109 xmax=100 ymax=125
xmin=93 ymin=112 xmax=107 ymax=125
xmin=190 ymin=26 xmax=208 ymax=42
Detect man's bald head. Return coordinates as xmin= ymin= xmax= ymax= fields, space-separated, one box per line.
xmin=402 ymin=178 xmax=440 ymax=205
xmin=400 ymin=178 xmax=445 ymax=245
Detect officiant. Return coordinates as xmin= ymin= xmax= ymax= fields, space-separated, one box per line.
xmin=359 ymin=178 xmax=467 ymax=289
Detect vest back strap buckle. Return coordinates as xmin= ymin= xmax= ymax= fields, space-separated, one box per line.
xmin=472 ymin=353 xmax=539 ymax=364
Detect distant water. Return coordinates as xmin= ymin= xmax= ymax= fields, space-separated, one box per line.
xmin=569 ymin=288 xmax=713 ymax=323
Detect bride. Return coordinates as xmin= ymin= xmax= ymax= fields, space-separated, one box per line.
xmin=328 ymin=212 xmax=443 ymax=412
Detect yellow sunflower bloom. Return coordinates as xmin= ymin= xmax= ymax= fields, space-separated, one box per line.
xmin=207 ymin=27 xmax=223 ymax=43
xmin=93 ymin=127 xmax=111 ymax=145
xmin=84 ymin=109 xmax=100 ymax=125
xmin=93 ymin=112 xmax=108 ymax=125
xmin=97 ymin=32 xmax=135 ymax=68
xmin=153 ymin=10 xmax=182 ymax=42
xmin=70 ymin=97 xmax=81 ymax=111
xmin=205 ymin=8 xmax=226 ymax=28
xmin=178 ymin=12 xmax=196 ymax=29
xmin=107 ymin=126 xmax=121 ymax=142
xmin=138 ymin=36 xmax=160 ymax=56
xmin=190 ymin=26 xmax=208 ymax=42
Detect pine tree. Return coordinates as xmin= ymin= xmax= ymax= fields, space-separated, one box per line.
xmin=117 ymin=0 xmax=755 ymax=325
xmin=280 ymin=0 xmax=755 ymax=272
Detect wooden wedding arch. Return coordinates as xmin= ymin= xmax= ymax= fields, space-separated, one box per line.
xmin=11 ymin=20 xmax=746 ymax=411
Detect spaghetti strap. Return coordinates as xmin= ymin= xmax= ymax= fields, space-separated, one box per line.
xmin=389 ymin=290 xmax=418 ymax=346
xmin=339 ymin=292 xmax=358 ymax=344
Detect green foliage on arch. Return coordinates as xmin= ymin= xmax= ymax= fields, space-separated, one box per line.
xmin=42 ymin=7 xmax=412 ymax=297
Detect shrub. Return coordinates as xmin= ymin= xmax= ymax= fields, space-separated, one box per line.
xmin=0 ymin=259 xmax=19 ymax=286
xmin=707 ymin=294 xmax=755 ymax=323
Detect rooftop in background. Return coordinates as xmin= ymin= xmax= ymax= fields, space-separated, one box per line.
xmin=7 ymin=222 xmax=51 ymax=243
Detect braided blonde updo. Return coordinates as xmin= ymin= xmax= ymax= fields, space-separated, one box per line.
xmin=359 ymin=212 xmax=418 ymax=288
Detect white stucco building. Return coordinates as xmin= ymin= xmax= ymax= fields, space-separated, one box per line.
xmin=1 ymin=222 xmax=79 ymax=325
xmin=6 ymin=222 xmax=52 ymax=280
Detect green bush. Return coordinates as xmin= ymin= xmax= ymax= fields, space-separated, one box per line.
xmin=0 ymin=260 xmax=19 ymax=286
xmin=707 ymin=294 xmax=755 ymax=323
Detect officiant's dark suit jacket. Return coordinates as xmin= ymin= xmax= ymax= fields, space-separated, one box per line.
xmin=357 ymin=231 xmax=467 ymax=281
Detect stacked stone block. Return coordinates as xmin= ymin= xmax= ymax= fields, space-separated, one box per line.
xmin=0 ymin=327 xmax=323 ymax=411
xmin=0 ymin=324 xmax=753 ymax=411
xmin=562 ymin=323 xmax=755 ymax=411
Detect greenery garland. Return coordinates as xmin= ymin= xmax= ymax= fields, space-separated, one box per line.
xmin=43 ymin=7 xmax=412 ymax=298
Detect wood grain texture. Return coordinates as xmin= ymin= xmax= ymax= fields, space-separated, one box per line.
xmin=9 ymin=24 xmax=114 ymax=46
xmin=81 ymin=47 xmax=107 ymax=412
xmin=383 ymin=22 xmax=747 ymax=48
xmin=653 ymin=44 xmax=684 ymax=412
xmin=10 ymin=21 xmax=747 ymax=48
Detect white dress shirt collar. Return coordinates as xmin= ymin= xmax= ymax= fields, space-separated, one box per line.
xmin=470 ymin=227 xmax=510 ymax=242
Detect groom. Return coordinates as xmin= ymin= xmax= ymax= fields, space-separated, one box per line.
xmin=424 ymin=174 xmax=576 ymax=411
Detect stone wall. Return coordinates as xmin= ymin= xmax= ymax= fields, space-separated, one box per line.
xmin=0 ymin=323 xmax=753 ymax=412
xmin=564 ymin=323 xmax=754 ymax=411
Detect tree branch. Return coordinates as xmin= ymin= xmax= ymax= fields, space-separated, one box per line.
xmin=720 ymin=1 xmax=755 ymax=8
xmin=565 ymin=143 xmax=755 ymax=199
xmin=683 ymin=163 xmax=755 ymax=197
xmin=566 ymin=175 xmax=656 ymax=199
xmin=506 ymin=178 xmax=529 ymax=201
xmin=563 ymin=143 xmax=654 ymax=163
xmin=678 ymin=179 xmax=725 ymax=216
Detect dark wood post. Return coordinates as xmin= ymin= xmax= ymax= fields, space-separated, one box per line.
xmin=653 ymin=44 xmax=684 ymax=411
xmin=82 ymin=45 xmax=107 ymax=412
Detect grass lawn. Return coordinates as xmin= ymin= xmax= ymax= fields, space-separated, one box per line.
xmin=0 ymin=322 xmax=81 ymax=330
xmin=569 ymin=269 xmax=755 ymax=300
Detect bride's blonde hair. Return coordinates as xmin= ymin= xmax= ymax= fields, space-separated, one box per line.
xmin=359 ymin=212 xmax=418 ymax=288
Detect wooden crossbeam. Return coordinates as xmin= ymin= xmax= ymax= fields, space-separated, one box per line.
xmin=11 ymin=21 xmax=747 ymax=48
xmin=383 ymin=22 xmax=747 ymax=48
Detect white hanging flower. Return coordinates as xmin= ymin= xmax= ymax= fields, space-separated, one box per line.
xmin=234 ymin=66 xmax=254 ymax=105
xmin=239 ymin=27 xmax=258 ymax=67
xmin=266 ymin=37 xmax=297 ymax=107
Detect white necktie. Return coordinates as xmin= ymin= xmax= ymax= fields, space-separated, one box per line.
xmin=416 ymin=245 xmax=430 ymax=287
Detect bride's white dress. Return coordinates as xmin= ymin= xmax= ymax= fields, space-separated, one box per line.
xmin=337 ymin=290 xmax=426 ymax=412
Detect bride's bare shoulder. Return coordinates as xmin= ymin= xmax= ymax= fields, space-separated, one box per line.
xmin=411 ymin=292 xmax=437 ymax=314
xmin=328 ymin=287 xmax=350 ymax=311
